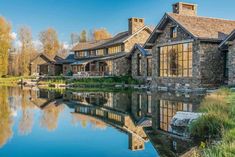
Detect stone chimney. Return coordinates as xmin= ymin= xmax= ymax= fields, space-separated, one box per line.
xmin=128 ymin=17 xmax=145 ymax=35
xmin=172 ymin=2 xmax=197 ymax=16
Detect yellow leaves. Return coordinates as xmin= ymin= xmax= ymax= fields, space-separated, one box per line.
xmin=93 ymin=28 xmax=112 ymax=41
xmin=39 ymin=28 xmax=60 ymax=57
xmin=0 ymin=16 xmax=12 ymax=76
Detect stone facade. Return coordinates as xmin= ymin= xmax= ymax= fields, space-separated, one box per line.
xmin=228 ymin=42 xmax=235 ymax=85
xmin=30 ymin=55 xmax=62 ymax=76
xmin=150 ymin=17 xmax=226 ymax=90
xmin=112 ymin=56 xmax=131 ymax=76
xmin=131 ymin=49 xmax=152 ymax=83
xmin=62 ymin=64 xmax=72 ymax=75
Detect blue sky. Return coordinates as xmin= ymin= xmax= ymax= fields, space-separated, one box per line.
xmin=1 ymin=0 xmax=235 ymax=44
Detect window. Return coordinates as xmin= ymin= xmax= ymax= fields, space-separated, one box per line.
xmin=137 ymin=54 xmax=142 ymax=76
xmin=147 ymin=95 xmax=151 ymax=113
xmin=159 ymin=100 xmax=192 ymax=132
xmin=108 ymin=45 xmax=122 ymax=54
xmin=224 ymin=52 xmax=229 ymax=78
xmin=147 ymin=58 xmax=152 ymax=76
xmin=159 ymin=43 xmax=192 ymax=77
xmin=108 ymin=113 xmax=121 ymax=122
xmin=96 ymin=49 xmax=104 ymax=56
xmin=170 ymin=26 xmax=177 ymax=38
xmin=137 ymin=94 xmax=142 ymax=117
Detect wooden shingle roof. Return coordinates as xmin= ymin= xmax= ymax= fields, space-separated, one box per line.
xmin=71 ymin=26 xmax=152 ymax=52
xmin=72 ymin=39 xmax=109 ymax=51
xmin=168 ymin=13 xmax=235 ymax=40
xmin=144 ymin=13 xmax=235 ymax=49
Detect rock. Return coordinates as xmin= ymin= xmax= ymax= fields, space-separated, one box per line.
xmin=170 ymin=111 xmax=202 ymax=137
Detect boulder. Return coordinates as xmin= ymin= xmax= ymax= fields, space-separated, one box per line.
xmin=170 ymin=111 xmax=202 ymax=137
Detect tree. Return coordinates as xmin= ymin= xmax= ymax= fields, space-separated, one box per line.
xmin=70 ymin=32 xmax=79 ymax=45
xmin=93 ymin=28 xmax=112 ymax=41
xmin=0 ymin=87 xmax=13 ymax=148
xmin=0 ymin=17 xmax=12 ymax=76
xmin=79 ymin=30 xmax=87 ymax=43
xmin=39 ymin=28 xmax=60 ymax=57
xmin=18 ymin=26 xmax=34 ymax=76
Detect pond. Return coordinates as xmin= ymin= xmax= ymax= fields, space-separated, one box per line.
xmin=0 ymin=86 xmax=205 ymax=157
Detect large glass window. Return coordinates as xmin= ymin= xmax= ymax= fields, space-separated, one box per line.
xmin=159 ymin=43 xmax=192 ymax=77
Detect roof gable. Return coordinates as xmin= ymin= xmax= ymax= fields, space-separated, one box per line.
xmin=129 ymin=44 xmax=151 ymax=58
xmin=144 ymin=13 xmax=235 ymax=49
xmin=72 ymin=26 xmax=152 ymax=52
xmin=219 ymin=29 xmax=235 ymax=49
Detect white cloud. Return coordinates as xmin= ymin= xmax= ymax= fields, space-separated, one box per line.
xmin=10 ymin=32 xmax=17 ymax=40
xmin=62 ymin=42 xmax=70 ymax=49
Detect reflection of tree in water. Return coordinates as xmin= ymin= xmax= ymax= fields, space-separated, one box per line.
xmin=0 ymin=87 xmax=13 ymax=148
xmin=40 ymin=104 xmax=65 ymax=131
xmin=18 ymin=90 xmax=35 ymax=135
xmin=71 ymin=113 xmax=107 ymax=130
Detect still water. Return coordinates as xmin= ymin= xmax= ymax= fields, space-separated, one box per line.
xmin=0 ymin=86 xmax=205 ymax=157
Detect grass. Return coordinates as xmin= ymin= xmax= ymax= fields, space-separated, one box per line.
xmin=188 ymin=88 xmax=235 ymax=157
xmin=0 ymin=76 xmax=36 ymax=85
xmin=67 ymin=75 xmax=141 ymax=85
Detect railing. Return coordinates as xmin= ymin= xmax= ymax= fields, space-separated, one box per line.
xmin=73 ymin=71 xmax=112 ymax=78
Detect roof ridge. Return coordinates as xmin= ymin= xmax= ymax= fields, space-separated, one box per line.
xmin=167 ymin=12 xmax=235 ymax=22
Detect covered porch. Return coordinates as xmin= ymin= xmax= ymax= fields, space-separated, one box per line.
xmin=71 ymin=60 xmax=113 ymax=77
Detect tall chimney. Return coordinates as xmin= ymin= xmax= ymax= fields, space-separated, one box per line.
xmin=128 ymin=18 xmax=145 ymax=35
xmin=172 ymin=2 xmax=197 ymax=16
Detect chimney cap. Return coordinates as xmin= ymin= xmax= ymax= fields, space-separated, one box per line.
xmin=172 ymin=2 xmax=198 ymax=6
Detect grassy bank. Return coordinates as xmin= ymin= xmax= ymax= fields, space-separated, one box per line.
xmin=39 ymin=76 xmax=141 ymax=87
xmin=67 ymin=76 xmax=141 ymax=85
xmin=0 ymin=76 xmax=35 ymax=85
xmin=189 ymin=88 xmax=235 ymax=156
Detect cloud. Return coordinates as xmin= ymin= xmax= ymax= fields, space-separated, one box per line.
xmin=10 ymin=32 xmax=17 ymax=40
xmin=62 ymin=42 xmax=70 ymax=49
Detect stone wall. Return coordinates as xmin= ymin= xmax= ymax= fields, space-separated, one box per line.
xmin=131 ymin=49 xmax=152 ymax=83
xmin=112 ymin=57 xmax=131 ymax=76
xmin=30 ymin=56 xmax=56 ymax=76
xmin=63 ymin=64 xmax=72 ymax=76
xmin=228 ymin=43 xmax=235 ymax=85
xmin=199 ymin=42 xmax=225 ymax=86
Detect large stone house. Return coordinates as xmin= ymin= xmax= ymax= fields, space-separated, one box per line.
xmin=70 ymin=17 xmax=152 ymax=76
xmin=130 ymin=44 xmax=152 ymax=83
xmin=144 ymin=2 xmax=235 ymax=90
xmin=30 ymin=53 xmax=64 ymax=76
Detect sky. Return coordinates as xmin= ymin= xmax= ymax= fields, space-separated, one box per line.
xmin=1 ymin=0 xmax=235 ymax=45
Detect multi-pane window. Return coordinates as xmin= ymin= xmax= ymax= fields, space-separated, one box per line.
xmin=96 ymin=49 xmax=105 ymax=56
xmin=159 ymin=100 xmax=193 ymax=132
xmin=137 ymin=54 xmax=142 ymax=76
xmin=159 ymin=43 xmax=192 ymax=77
xmin=108 ymin=45 xmax=122 ymax=54
xmin=147 ymin=58 xmax=152 ymax=76
xmin=108 ymin=113 xmax=122 ymax=122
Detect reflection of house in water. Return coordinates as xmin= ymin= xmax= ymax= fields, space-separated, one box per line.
xmin=65 ymin=91 xmax=148 ymax=151
xmin=30 ymin=88 xmax=63 ymax=109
